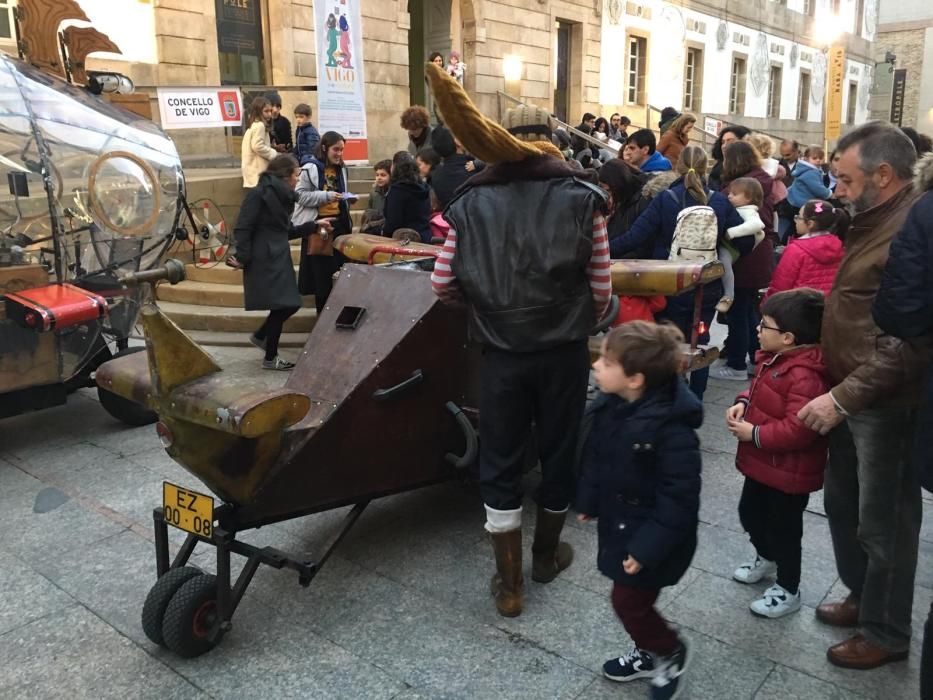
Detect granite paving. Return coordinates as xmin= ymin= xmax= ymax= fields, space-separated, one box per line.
xmin=0 ymin=341 xmax=928 ymax=699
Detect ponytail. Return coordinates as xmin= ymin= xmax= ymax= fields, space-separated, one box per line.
xmin=802 ymin=199 xmax=851 ymax=239
xmin=677 ymin=146 xmax=709 ymax=205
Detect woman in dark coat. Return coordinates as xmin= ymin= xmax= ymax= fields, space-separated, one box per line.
xmin=711 ymin=141 xmax=776 ymax=381
xmin=610 ymin=146 xmax=743 ymax=399
xmin=383 ymin=153 xmax=432 ymax=242
xmin=708 ymin=125 xmax=751 ymax=192
xmin=598 ymin=158 xmax=650 ymax=256
xmin=233 ymin=154 xmax=306 ymax=371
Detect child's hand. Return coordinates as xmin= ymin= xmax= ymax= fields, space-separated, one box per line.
xmin=577 ymin=513 xmax=596 ymax=523
xmin=623 ymin=556 xmax=642 ymax=574
xmin=726 ymin=403 xmax=746 ymax=421
xmin=728 ymin=418 xmax=755 ymax=442
xmin=465 ymin=161 xmax=476 ymax=173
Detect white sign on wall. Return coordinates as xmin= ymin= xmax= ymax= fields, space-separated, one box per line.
xmin=156 ymin=88 xmax=243 ymax=130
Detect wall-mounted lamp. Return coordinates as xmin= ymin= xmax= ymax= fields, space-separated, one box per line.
xmin=503 ymin=54 xmax=523 ymax=97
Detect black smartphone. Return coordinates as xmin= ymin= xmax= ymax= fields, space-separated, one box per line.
xmin=335 ymin=305 xmax=365 ymax=330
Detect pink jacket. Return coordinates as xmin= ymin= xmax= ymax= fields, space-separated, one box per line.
xmin=764 ymin=232 xmax=844 ymax=301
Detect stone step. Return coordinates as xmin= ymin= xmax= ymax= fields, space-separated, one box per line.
xmin=157 ymin=280 xmax=315 ymax=309
xmin=188 ymin=330 xmax=308 ymax=349
xmin=159 ymin=301 xmax=318 ymax=333
xmin=184 ymin=263 xmax=302 ymax=285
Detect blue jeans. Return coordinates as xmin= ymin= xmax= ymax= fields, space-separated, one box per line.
xmin=825 ymin=410 xmax=922 ymax=652
xmin=725 ymin=287 xmax=760 ymax=371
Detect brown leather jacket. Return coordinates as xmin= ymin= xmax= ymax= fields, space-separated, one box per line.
xmin=823 ymin=184 xmax=925 ymax=414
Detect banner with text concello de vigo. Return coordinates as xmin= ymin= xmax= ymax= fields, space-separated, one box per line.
xmin=314 ymin=0 xmax=369 ymax=164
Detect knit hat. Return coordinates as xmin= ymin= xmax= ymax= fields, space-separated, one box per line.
xmin=501 ymin=104 xmax=554 ymax=142
xmin=659 ymin=107 xmax=680 ymax=124
xmin=424 ymin=62 xmax=562 ymax=163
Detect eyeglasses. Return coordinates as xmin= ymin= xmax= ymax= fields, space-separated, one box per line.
xmin=794 ymin=215 xmax=806 ymax=221
xmin=757 ymin=321 xmax=785 ymax=333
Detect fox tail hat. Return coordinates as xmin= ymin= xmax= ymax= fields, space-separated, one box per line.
xmin=424 ymin=62 xmax=563 ymax=163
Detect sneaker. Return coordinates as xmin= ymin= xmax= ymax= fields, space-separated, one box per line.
xmin=262 ymin=356 xmax=295 ymax=371
xmin=750 ymin=584 xmax=802 ymax=618
xmin=733 ymin=556 xmax=777 ymax=584
xmin=249 ymin=334 xmax=267 ymax=351
xmin=650 ymin=640 xmax=690 ymax=700
xmin=710 ymin=365 xmax=750 ymax=381
xmin=603 ymin=646 xmax=657 ymax=682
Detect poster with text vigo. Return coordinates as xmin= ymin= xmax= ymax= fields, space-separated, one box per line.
xmin=314 ymin=0 xmax=369 ymax=163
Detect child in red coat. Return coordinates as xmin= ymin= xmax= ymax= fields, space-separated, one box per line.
xmin=726 ymin=288 xmax=829 ymax=618
xmin=763 ymin=199 xmax=847 ymax=302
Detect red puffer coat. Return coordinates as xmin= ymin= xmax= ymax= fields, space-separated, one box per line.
xmin=735 ymin=345 xmax=829 ymax=494
xmin=763 ymin=232 xmax=844 ymax=302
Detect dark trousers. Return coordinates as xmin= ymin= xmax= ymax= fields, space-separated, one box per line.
xmin=826 ymin=410 xmax=922 ymax=652
xmin=657 ymin=285 xmax=719 ymax=400
xmin=922 ymin=601 xmax=932 ymax=700
xmin=255 ymin=307 xmax=299 ymax=360
xmin=478 ymin=340 xmax=589 ymax=511
xmin=611 ymin=584 xmax=679 ymax=656
xmin=725 ymin=287 xmax=761 ymax=371
xmin=307 ymin=254 xmax=341 ymax=314
xmin=738 ymin=477 xmax=809 ymax=593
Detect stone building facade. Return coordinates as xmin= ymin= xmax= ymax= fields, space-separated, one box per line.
xmin=0 ymin=0 xmax=878 ymax=164
xmin=869 ymin=0 xmax=933 ymax=135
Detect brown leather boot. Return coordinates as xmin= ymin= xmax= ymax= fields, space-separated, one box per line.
xmin=489 ymin=529 xmax=523 ymax=617
xmin=531 ymin=506 xmax=574 ymax=583
xmin=827 ymin=633 xmax=909 ymax=669
xmin=816 ymin=593 xmax=860 ymax=627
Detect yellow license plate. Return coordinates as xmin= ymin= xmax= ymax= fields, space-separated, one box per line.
xmin=162 ymin=482 xmax=214 ymax=538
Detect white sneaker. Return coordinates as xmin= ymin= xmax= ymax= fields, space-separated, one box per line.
xmin=710 ymin=365 xmax=750 ymax=381
xmin=733 ymin=556 xmax=777 ymax=584
xmin=750 ymin=584 xmax=801 ymax=618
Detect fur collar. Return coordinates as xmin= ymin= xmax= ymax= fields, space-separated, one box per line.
xmin=464 ymin=153 xmax=579 ymax=187
xmin=641 ymin=171 xmax=679 ymax=199
xmin=915 ymin=153 xmax=933 ymax=193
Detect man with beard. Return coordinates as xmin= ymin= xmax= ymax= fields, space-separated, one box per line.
xmin=797 ymin=122 xmax=922 ymax=670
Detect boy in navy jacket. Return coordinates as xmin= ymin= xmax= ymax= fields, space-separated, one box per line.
xmin=293 ymin=103 xmax=321 ymax=166
xmin=578 ymin=321 xmax=702 ymax=700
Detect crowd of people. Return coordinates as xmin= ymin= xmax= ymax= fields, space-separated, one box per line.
xmin=228 ymin=67 xmax=933 ymax=698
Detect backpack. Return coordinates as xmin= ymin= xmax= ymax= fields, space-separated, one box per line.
xmin=667 ymin=189 xmax=719 ymax=263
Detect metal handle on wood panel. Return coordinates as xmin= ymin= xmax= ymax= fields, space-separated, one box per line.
xmin=372 ymin=369 xmax=424 ymax=402
xmin=445 ymin=401 xmax=478 ymax=469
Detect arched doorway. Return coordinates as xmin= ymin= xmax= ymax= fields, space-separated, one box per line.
xmin=408 ymin=0 xmax=479 ymax=113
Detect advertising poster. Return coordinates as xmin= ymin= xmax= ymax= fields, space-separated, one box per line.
xmin=157 ymin=88 xmax=243 ymax=130
xmin=313 ymin=0 xmax=369 ymax=163
xmin=824 ymin=46 xmax=846 ymax=141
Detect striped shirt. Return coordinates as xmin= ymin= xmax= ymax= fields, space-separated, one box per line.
xmin=431 ymin=212 xmax=612 ymax=319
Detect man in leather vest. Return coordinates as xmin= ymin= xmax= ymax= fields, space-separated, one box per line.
xmin=426 ymin=63 xmax=611 ymax=617
xmin=798 ymin=123 xmax=923 ymax=670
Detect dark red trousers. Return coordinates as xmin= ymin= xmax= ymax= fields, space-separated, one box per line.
xmin=611 ymin=584 xmax=679 ymax=656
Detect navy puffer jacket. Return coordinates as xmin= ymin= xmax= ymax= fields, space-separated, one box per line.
xmin=577 ymin=379 xmax=703 ymax=588
xmin=872 ymin=153 xmax=933 ymax=491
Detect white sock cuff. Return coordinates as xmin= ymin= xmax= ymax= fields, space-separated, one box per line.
xmin=484 ymin=505 xmax=522 ymax=533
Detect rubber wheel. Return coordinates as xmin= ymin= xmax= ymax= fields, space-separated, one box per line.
xmin=97 ymin=347 xmax=157 ymax=426
xmin=162 ymin=574 xmax=221 ymax=658
xmin=141 ymin=566 xmax=203 ymax=646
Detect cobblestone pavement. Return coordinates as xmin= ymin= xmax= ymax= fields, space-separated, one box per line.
xmin=0 ymin=344 xmax=929 ymax=699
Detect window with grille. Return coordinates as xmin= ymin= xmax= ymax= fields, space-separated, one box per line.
xmin=802 ymin=0 xmax=815 ymax=17
xmin=797 ymin=70 xmax=811 ymax=121
xmin=768 ymin=65 xmax=783 ymax=118
xmin=730 ymin=56 xmax=747 ymax=114
xmin=626 ymin=36 xmax=647 ymax=105
xmin=683 ymin=47 xmax=703 ymax=112
xmin=847 ymin=81 xmax=858 ymax=123
xmin=0 ymin=0 xmax=15 ymax=40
